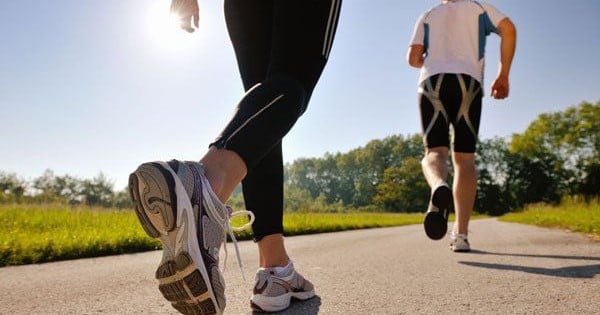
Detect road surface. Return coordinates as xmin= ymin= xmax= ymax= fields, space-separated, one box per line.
xmin=1 ymin=219 xmax=599 ymax=314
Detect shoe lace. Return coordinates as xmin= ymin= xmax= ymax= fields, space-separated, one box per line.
xmin=199 ymin=173 xmax=255 ymax=281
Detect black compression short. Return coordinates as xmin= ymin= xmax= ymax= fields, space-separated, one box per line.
xmin=419 ymin=73 xmax=482 ymax=153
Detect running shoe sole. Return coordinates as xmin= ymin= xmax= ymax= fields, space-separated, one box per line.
xmin=250 ymin=290 xmax=315 ymax=313
xmin=452 ymin=247 xmax=471 ymax=253
xmin=424 ymin=185 xmax=452 ymax=240
xmin=129 ymin=162 xmax=222 ymax=315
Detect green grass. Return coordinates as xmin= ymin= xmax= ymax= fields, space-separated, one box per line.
xmin=500 ymin=198 xmax=600 ymax=238
xmin=1 ymin=204 xmax=434 ymax=267
xmin=0 ymin=204 xmax=160 ymax=267
xmin=232 ymin=212 xmax=425 ymax=240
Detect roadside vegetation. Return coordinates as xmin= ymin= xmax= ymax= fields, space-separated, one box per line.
xmin=500 ymin=198 xmax=599 ymax=238
xmin=0 ymin=204 xmax=157 ymax=267
xmin=1 ymin=204 xmax=435 ymax=267
xmin=1 ymin=101 xmax=597 ymax=266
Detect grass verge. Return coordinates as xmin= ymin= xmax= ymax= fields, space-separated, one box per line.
xmin=1 ymin=204 xmax=431 ymax=267
xmin=232 ymin=212 xmax=425 ymax=240
xmin=0 ymin=204 xmax=159 ymax=267
xmin=1 ymin=204 xmax=488 ymax=267
xmin=500 ymin=198 xmax=599 ymax=238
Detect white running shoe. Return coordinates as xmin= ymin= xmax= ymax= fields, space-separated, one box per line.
xmin=250 ymin=263 xmax=315 ymax=313
xmin=129 ymin=160 xmax=254 ymax=315
xmin=450 ymin=232 xmax=471 ymax=252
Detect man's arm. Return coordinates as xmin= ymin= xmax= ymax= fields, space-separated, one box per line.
xmin=407 ymin=45 xmax=425 ymax=68
xmin=491 ymin=18 xmax=517 ymax=99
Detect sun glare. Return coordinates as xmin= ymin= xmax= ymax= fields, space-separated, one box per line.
xmin=145 ymin=1 xmax=195 ymax=52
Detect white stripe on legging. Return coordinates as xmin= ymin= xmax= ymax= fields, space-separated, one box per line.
xmin=225 ymin=94 xmax=285 ymax=143
xmin=324 ymin=0 xmax=341 ymax=59
xmin=322 ymin=0 xmax=339 ymax=57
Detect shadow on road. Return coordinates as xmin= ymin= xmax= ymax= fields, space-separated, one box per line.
xmin=467 ymin=250 xmax=600 ymax=261
xmin=459 ymin=261 xmax=600 ymax=278
xmin=252 ymin=295 xmax=321 ymax=315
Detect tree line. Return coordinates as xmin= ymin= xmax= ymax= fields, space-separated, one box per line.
xmin=282 ymin=101 xmax=598 ymax=215
xmin=2 ymin=101 xmax=597 ymax=214
xmin=0 ymin=170 xmax=130 ymax=208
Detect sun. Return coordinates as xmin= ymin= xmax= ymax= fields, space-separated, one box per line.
xmin=144 ymin=1 xmax=195 ymax=52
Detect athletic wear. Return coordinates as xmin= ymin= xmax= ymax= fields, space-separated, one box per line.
xmin=250 ymin=264 xmax=315 ymax=312
xmin=419 ymin=73 xmax=482 ymax=153
xmin=214 ymin=0 xmax=342 ymax=241
xmin=129 ymin=160 xmax=254 ymax=315
xmin=410 ymin=0 xmax=507 ymax=85
xmin=450 ymin=232 xmax=471 ymax=252
xmin=424 ymin=182 xmax=452 ymax=240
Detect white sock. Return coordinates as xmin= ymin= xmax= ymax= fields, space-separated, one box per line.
xmin=272 ymin=260 xmax=294 ymax=277
xmin=433 ymin=180 xmax=449 ymax=190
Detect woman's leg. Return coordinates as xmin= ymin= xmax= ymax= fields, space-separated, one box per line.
xmin=221 ymin=0 xmax=288 ymax=268
xmin=213 ymin=1 xmax=341 ymax=272
xmin=218 ymin=0 xmax=342 ymax=312
xmin=252 ymin=0 xmax=342 ymax=268
xmin=241 ymin=143 xmax=289 ymax=267
xmin=200 ymin=0 xmax=272 ymax=204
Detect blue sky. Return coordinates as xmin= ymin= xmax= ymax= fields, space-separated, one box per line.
xmin=1 ymin=0 xmax=599 ymax=190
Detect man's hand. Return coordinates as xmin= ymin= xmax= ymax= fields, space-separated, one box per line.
xmin=491 ymin=74 xmax=509 ymax=99
xmin=170 ymin=0 xmax=199 ymax=33
xmin=493 ymin=18 xmax=516 ymax=100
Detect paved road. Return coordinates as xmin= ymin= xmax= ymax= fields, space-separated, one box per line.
xmin=1 ymin=219 xmax=599 ymax=314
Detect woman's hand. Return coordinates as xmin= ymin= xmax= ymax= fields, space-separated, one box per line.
xmin=170 ymin=0 xmax=199 ymax=33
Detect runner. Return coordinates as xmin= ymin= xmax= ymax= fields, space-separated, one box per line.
xmin=128 ymin=0 xmax=342 ymax=314
xmin=407 ymin=0 xmax=516 ymax=251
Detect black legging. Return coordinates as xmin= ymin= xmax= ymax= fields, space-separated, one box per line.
xmin=211 ymin=0 xmax=341 ymax=241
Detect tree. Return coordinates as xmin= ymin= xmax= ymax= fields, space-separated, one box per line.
xmin=0 ymin=172 xmax=27 ymax=202
xmin=112 ymin=189 xmax=133 ymax=209
xmin=579 ymin=162 xmax=600 ymax=199
xmin=32 ymin=169 xmax=85 ymax=204
xmin=81 ymin=173 xmax=114 ymax=207
xmin=53 ymin=175 xmax=82 ymax=204
xmin=475 ymin=138 xmax=512 ymax=215
xmin=32 ymin=169 xmax=69 ymax=203
xmin=284 ymin=185 xmax=315 ymax=212
xmin=510 ymin=101 xmax=599 ymax=197
xmin=285 ymin=134 xmax=425 ymax=209
xmin=373 ymin=157 xmax=429 ymax=212
xmin=505 ymin=152 xmax=562 ymax=206
xmin=286 ymin=158 xmax=320 ymax=199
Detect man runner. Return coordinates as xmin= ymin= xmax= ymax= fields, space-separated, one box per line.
xmin=128 ymin=0 xmax=341 ymax=314
xmin=407 ymin=0 xmax=516 ymax=251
